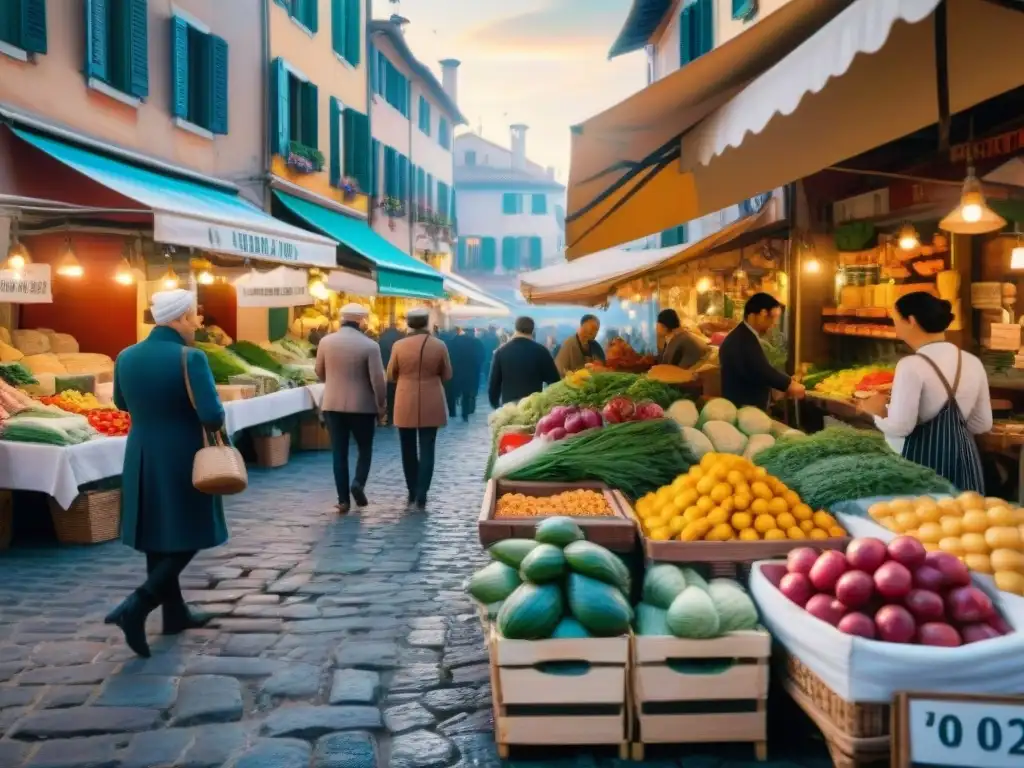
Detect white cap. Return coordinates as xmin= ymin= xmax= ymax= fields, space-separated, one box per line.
xmin=150 ymin=289 xmax=194 ymax=325
xmin=407 ymin=308 xmax=430 ymax=321
xmin=340 ymin=303 xmax=369 ymax=322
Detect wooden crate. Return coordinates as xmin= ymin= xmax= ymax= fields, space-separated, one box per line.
xmin=631 ymin=630 xmax=771 ymax=760
xmin=479 ymin=480 xmax=637 ymax=552
xmin=488 ymin=626 xmax=631 ymax=759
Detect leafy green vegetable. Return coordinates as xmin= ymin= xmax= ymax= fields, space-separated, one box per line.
xmin=0 ymin=362 xmax=37 ymax=387
xmin=195 ymin=342 xmax=250 ymax=383
xmin=229 ymin=341 xmax=285 ymax=374
xmin=754 ymin=427 xmax=891 ymax=485
xmin=789 ymin=453 xmax=954 ymax=510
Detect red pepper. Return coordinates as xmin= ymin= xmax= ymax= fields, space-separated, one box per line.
xmin=857 ymin=371 xmax=894 ymax=390
xmin=498 ymin=432 xmax=532 ymax=456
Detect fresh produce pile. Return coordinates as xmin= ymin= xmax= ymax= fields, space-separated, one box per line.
xmin=0 ymin=381 xmax=97 ymax=445
xmin=812 ymin=365 xmax=894 ymax=400
xmin=668 ymin=397 xmax=802 ymax=462
xmin=230 ymin=340 xmax=317 ymax=385
xmin=866 ymin=493 xmax=1024 ymax=595
xmin=196 ymin=342 xmax=295 ymax=391
xmin=495 ymin=490 xmax=614 ymax=518
xmin=600 ymin=337 xmax=655 ymax=373
xmin=534 ymin=405 xmax=604 ymax=442
xmin=635 ymin=452 xmax=846 ymax=542
xmin=777 ymin=537 xmax=1012 ymax=646
xmin=503 ymin=419 xmax=696 ymax=500
xmin=0 ymin=362 xmax=37 ymax=387
xmin=467 ymin=517 xmax=632 ymax=639
xmin=39 ymin=390 xmax=111 ymax=414
xmin=754 ymin=427 xmax=890 ymax=482
xmin=635 ymin=565 xmax=759 ymax=638
xmin=262 ymin=337 xmax=316 ymax=362
xmin=86 ymin=409 xmax=131 ymax=437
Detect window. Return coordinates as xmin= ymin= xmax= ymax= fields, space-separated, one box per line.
xmin=416 ymin=167 xmax=426 ymax=207
xmin=660 ymin=225 xmax=688 ymax=248
xmin=679 ymin=0 xmax=713 ymax=67
xmin=331 ymin=0 xmax=359 ymax=65
xmin=328 ymin=98 xmax=370 ymax=191
xmin=501 ymin=236 xmax=517 ymax=272
xmin=438 ymin=117 xmax=450 ymax=150
xmin=373 ymin=49 xmax=409 ymax=117
xmin=458 ymin=237 xmax=482 ymax=271
xmin=270 ymin=58 xmax=318 ymax=159
xmin=502 ymin=193 xmax=522 ymax=215
xmin=464 ymin=150 xmax=476 ymax=166
xmin=383 ymin=147 xmax=409 ymax=204
xmin=732 ymin=0 xmax=758 ymax=21
xmin=171 ymin=16 xmax=229 ymax=135
xmin=437 ymin=182 xmax=450 ymax=222
xmin=370 ymin=138 xmax=380 ymax=197
xmin=418 ymin=96 xmax=431 ymax=136
xmin=280 ymin=0 xmax=317 ymax=33
xmin=0 ymin=0 xmax=46 ymax=56
xmin=85 ymin=0 xmax=148 ymax=100
xmin=528 ymin=236 xmax=543 ymax=270
xmin=531 ymin=194 xmax=547 ymax=215
xmin=426 ymin=173 xmax=434 ymax=211
xmin=481 ymin=237 xmax=496 ymax=271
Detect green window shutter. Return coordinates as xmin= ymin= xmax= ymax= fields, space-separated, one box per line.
xmin=126 ymin=0 xmax=148 ymax=98
xmin=344 ymin=0 xmax=360 ymax=66
xmin=301 ymin=81 xmax=318 ymax=148
xmin=209 ymin=35 xmax=229 ymax=134
xmin=457 ymin=238 xmax=467 ymax=270
xmin=698 ymin=0 xmax=714 ymax=56
xmin=343 ymin=109 xmax=369 ymax=193
xmin=450 ymin=189 xmax=457 ymax=222
xmin=84 ymin=0 xmax=108 ymax=81
xmin=370 ymin=138 xmax=380 ymax=197
xmin=383 ymin=147 xmax=393 ymax=196
xmin=426 ymin=173 xmax=434 ymax=210
xmin=531 ymin=194 xmax=547 ymax=215
xmin=437 ymin=183 xmax=448 ymax=220
xmin=679 ymin=5 xmax=692 ymax=66
xmin=306 ymin=0 xmax=318 ymax=33
xmin=329 ymin=96 xmax=342 ymax=186
xmin=20 ymin=0 xmax=47 ymax=54
xmin=170 ymin=16 xmax=188 ymax=118
xmin=270 ymin=58 xmax=290 ymax=155
xmin=529 ymin=237 xmax=542 ymax=270
xmin=501 ymin=236 xmax=517 ymax=272
xmin=330 ymin=0 xmax=343 ymax=57
xmin=502 ymin=193 xmax=516 ymax=215
xmin=397 ymin=154 xmax=408 ymax=204
xmin=481 ymin=237 xmax=497 ymax=271
xmin=416 ymin=167 xmax=425 ymax=207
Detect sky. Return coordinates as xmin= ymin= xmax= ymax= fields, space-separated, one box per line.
xmin=371 ymin=0 xmax=644 ymax=181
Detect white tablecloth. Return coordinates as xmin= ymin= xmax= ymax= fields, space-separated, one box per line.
xmin=0 ymin=384 xmax=325 ymax=507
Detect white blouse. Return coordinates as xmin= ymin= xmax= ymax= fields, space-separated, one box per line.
xmin=872 ymin=342 xmax=993 ymax=454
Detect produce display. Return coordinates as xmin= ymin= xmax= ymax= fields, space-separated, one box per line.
xmin=535 ymin=404 xmax=604 ymax=442
xmin=467 ymin=517 xmax=632 ymax=639
xmin=39 ymin=390 xmax=111 ymax=414
xmin=865 ymin=493 xmax=1024 ymax=595
xmin=635 ymin=565 xmax=759 ymax=638
xmin=812 ymin=365 xmax=894 ymax=400
xmin=598 ymin=337 xmax=656 ymax=373
xmin=0 ymin=362 xmax=37 ymax=387
xmin=672 ymin=397 xmax=803 ymax=461
xmin=495 ymin=490 xmax=614 ymax=518
xmin=776 ymin=538 xmax=1012 ymax=645
xmin=86 ymin=409 xmax=131 ymax=437
xmin=196 ymin=342 xmax=297 ymax=391
xmin=754 ymin=427 xmax=890 ymax=481
xmin=634 ymin=452 xmax=847 ymax=542
xmin=230 ymin=340 xmax=318 ymax=385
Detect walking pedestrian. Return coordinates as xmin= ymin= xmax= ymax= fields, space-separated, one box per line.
xmin=379 ymin=322 xmax=403 ymax=425
xmin=448 ymin=327 xmax=483 ymax=421
xmin=106 ymin=289 xmax=226 ymax=658
xmin=387 ymin=308 xmax=453 ymax=511
xmin=316 ymin=303 xmax=387 ymax=514
xmin=489 ymin=316 xmax=560 ymax=407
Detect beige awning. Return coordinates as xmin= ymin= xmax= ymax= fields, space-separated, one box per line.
xmin=565 ymin=0 xmax=854 ymax=260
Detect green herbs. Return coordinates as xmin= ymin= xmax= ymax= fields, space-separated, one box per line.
xmin=0 ymin=362 xmax=37 ymax=387
xmin=754 ymin=427 xmax=891 ymax=485
xmin=789 ymin=453 xmax=954 ymax=511
xmin=229 ymin=341 xmax=286 ymax=375
xmin=195 ymin=343 xmax=250 ymax=384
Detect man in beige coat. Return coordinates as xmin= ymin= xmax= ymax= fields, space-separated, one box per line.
xmin=316 ymin=304 xmax=387 ymax=513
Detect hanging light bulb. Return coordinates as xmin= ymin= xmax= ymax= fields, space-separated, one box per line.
xmin=55 ymin=236 xmax=84 ymax=278
xmin=733 ymin=267 xmax=747 ymax=281
xmin=197 ymin=269 xmax=214 ymax=285
xmin=803 ymin=257 xmax=821 ymax=274
xmin=696 ymin=276 xmax=712 ymax=293
xmin=161 ymin=266 xmax=180 ymax=290
xmin=114 ymin=258 xmax=134 ymax=285
xmin=309 ymin=278 xmax=329 ymax=300
xmin=940 ymin=168 xmax=1007 ymax=234
xmin=5 ymin=230 xmax=30 ymax=270
xmin=897 ymin=222 xmax=920 ymax=251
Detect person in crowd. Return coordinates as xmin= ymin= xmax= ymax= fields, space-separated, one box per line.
xmin=657 ymin=309 xmax=709 ymax=369
xmin=544 ymin=334 xmax=557 ymax=356
xmin=858 ymin=292 xmax=990 ymax=492
xmin=388 ymin=308 xmax=453 ymax=511
xmin=106 ymin=289 xmax=226 ymax=658
xmin=719 ymin=293 xmax=805 ymax=409
xmin=489 ymin=316 xmax=560 ymax=407
xmin=378 ymin=322 xmax=404 ymax=425
xmin=446 ymin=327 xmax=483 ymax=421
xmin=479 ymin=325 xmax=500 ymax=386
xmin=315 ymin=303 xmax=387 ymax=514
xmin=555 ymin=313 xmax=606 ymax=375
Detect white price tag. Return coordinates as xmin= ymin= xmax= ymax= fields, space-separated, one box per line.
xmin=908 ymin=697 xmax=1024 ymax=767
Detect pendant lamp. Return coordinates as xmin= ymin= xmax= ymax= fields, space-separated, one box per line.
xmin=897 ymin=221 xmax=920 ymax=251
xmin=5 ymin=221 xmax=31 ymax=270
xmin=55 ymin=236 xmax=84 ymax=277
xmin=940 ymin=168 xmax=1006 ymax=234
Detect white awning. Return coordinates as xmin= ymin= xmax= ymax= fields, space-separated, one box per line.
xmin=326 ymin=269 xmax=378 ymax=296
xmin=443 ymin=272 xmax=509 ymax=311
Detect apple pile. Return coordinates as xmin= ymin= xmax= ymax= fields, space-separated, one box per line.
xmin=779 ymin=537 xmax=1012 ymax=646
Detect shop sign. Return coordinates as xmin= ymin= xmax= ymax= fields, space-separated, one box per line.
xmin=0 ymin=263 xmax=52 ymax=304
xmin=892 ymin=692 xmax=1024 ymax=768
xmin=950 ymin=127 xmax=1024 ymax=164
xmin=234 ymin=266 xmax=313 ymax=308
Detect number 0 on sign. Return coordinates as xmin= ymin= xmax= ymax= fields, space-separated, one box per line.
xmin=892 ymin=692 xmax=1024 ymax=768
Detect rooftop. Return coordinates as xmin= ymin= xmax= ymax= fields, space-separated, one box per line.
xmin=607 ymin=0 xmax=674 ymax=59
xmin=454 ymin=164 xmax=564 ymax=190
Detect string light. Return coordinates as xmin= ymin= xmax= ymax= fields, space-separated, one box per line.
xmin=114 ymin=258 xmax=134 ymax=285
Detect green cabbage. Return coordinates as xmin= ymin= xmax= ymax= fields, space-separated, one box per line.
xmin=699 ymin=397 xmax=737 ymax=426
xmin=666 ymin=586 xmax=721 ymax=639
xmin=702 ymin=420 xmax=747 ymax=454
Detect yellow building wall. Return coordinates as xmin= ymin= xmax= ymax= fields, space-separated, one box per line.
xmin=716 ymin=0 xmax=797 ymax=47
xmin=268 ymin=0 xmax=369 ymax=215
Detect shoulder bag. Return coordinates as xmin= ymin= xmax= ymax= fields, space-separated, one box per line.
xmin=182 ymin=348 xmax=248 ymax=495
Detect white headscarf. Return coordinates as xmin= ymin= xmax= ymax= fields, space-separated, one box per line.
xmin=151 ymin=289 xmax=195 ymax=325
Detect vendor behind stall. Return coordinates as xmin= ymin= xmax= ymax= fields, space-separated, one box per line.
xmin=554 ymin=314 xmax=605 ymax=375
xmin=719 ymin=293 xmax=804 ymax=409
xmin=857 ymin=291 xmax=990 ymax=493
xmin=656 ymin=309 xmax=708 ymax=369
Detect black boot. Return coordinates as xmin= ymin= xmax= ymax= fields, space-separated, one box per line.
xmin=162 ymin=600 xmax=213 ymax=635
xmin=104 ymin=589 xmax=157 ymax=658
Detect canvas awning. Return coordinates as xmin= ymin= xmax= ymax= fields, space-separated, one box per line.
xmin=442 ymin=272 xmax=509 ymax=312
xmin=326 ymin=269 xmax=378 ymax=296
xmin=566 ymin=0 xmax=852 ymax=259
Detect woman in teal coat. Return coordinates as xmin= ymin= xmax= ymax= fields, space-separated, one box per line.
xmin=105 ymin=289 xmax=228 ymax=657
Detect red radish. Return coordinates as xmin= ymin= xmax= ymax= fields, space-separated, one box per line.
xmin=917 ymin=623 xmax=962 ymax=647
xmin=547 ymin=427 xmax=567 ymax=441
xmin=837 ymin=612 xmax=876 ymax=639
xmin=805 ymin=594 xmax=847 ymax=626
xmin=563 ymin=412 xmax=585 ymax=434
xmin=887 ymin=536 xmax=927 ymax=570
xmin=634 ymin=401 xmax=665 ymax=420
xmin=987 ymin=615 xmax=1012 ymax=635
xmin=787 ymin=547 xmax=819 ymax=576
xmin=535 ymin=414 xmax=555 ymax=436
xmin=845 ymin=538 xmax=888 ymax=575
xmin=923 ymin=551 xmax=971 ymax=588
xmin=873 ymin=561 xmax=912 ymax=600
xmin=911 ymin=565 xmax=945 ymax=592
xmin=578 ymin=408 xmax=602 ymax=430
xmin=809 ymin=551 xmax=848 ymax=593
xmin=875 ymin=605 xmax=916 ymax=643
xmin=946 ymin=586 xmax=994 ymax=624
xmin=835 ymin=571 xmax=874 ymax=609
xmin=547 ymin=406 xmax=573 ymax=423
xmin=962 ymin=623 xmax=1002 ymax=644
xmin=904 ymin=589 xmax=946 ymax=623
xmin=780 ymin=573 xmax=814 ymax=607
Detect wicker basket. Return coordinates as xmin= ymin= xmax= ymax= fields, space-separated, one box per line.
xmin=253 ymin=433 xmax=291 ymax=468
xmin=299 ymin=416 xmax=332 ymax=451
xmin=0 ymin=491 xmax=12 ymax=550
xmin=784 ymin=655 xmax=889 ymax=738
xmin=48 ymin=489 xmax=121 ymax=544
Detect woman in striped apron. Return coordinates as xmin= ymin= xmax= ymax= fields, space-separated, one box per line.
xmin=858 ymin=292 xmax=990 ymax=493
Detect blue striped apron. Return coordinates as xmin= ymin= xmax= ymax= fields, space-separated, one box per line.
xmin=900 ymin=352 xmax=985 ymax=494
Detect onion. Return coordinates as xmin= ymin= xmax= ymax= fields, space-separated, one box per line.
xmin=578 ymin=408 xmax=602 ymax=430
xmin=535 ymin=414 xmax=555 ymax=436
xmin=835 ymin=571 xmax=874 ymax=609
xmin=946 ymin=586 xmax=994 ymax=624
xmin=787 ymin=547 xmax=819 ymax=576
xmin=875 ymin=604 xmax=916 ymax=644
xmin=780 ymin=572 xmax=814 ymax=607
xmin=917 ymin=622 xmax=962 ymax=647
xmin=923 ymin=551 xmax=971 ymax=588
xmin=987 ymin=615 xmax=1012 ymax=635
xmin=805 ymin=594 xmax=847 ymax=626
xmin=911 ymin=565 xmax=945 ymax=592
xmin=809 ymin=551 xmax=848 ymax=593
xmin=547 ymin=406 xmax=573 ymax=424
xmin=887 ymin=536 xmax=927 ymax=570
xmin=873 ymin=561 xmax=912 ymax=601
xmin=961 ymin=623 xmax=1002 ymax=644
xmin=547 ymin=427 xmax=567 ymax=441
xmin=837 ymin=612 xmax=876 ymax=639
xmin=563 ymin=413 xmax=585 ymax=434
xmin=845 ymin=538 xmax=888 ymax=575
xmin=904 ymin=589 xmax=945 ymax=622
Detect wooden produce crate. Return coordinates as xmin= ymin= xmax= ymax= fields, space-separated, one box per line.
xmin=479 ymin=480 xmax=637 ymax=553
xmin=298 ymin=415 xmax=332 ymax=451
xmin=488 ymin=626 xmax=631 ymax=759
xmin=253 ymin=433 xmax=291 ymax=468
xmin=631 ymin=630 xmax=770 ymax=761
xmin=48 ymin=489 xmax=121 ymax=544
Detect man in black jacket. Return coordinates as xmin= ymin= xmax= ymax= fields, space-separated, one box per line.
xmin=719 ymin=293 xmax=805 ymax=409
xmin=489 ymin=316 xmax=560 ymax=408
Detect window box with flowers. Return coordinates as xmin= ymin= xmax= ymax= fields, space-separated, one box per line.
xmin=340 ymin=176 xmax=360 ymax=201
xmin=424 ymin=211 xmax=453 ymax=244
xmin=381 ymin=196 xmax=406 ymax=229
xmin=286 ymin=141 xmax=324 ymax=174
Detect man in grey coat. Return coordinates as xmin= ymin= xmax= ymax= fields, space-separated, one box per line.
xmin=316 ymin=304 xmax=387 ymax=514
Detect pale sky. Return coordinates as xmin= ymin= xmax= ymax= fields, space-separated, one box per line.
xmin=371 ymin=0 xmax=644 ymax=180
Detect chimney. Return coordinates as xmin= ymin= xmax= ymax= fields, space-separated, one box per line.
xmin=389 ymin=14 xmax=409 ymax=34
xmin=510 ymin=124 xmax=528 ymax=170
xmin=439 ymin=59 xmax=460 ymax=106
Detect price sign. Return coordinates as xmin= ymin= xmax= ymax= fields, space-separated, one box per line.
xmin=893 ymin=692 xmax=1024 ymax=768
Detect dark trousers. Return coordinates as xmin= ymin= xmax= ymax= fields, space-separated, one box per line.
xmin=143 ymin=551 xmax=196 ymax=607
xmin=446 ymin=384 xmax=477 ymax=419
xmin=398 ymin=427 xmax=437 ymax=504
xmin=386 ymin=383 xmax=396 ymax=424
xmin=324 ymin=411 xmax=376 ymax=505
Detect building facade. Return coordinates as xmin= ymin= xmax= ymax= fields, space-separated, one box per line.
xmin=367 ymin=17 xmax=464 ymax=271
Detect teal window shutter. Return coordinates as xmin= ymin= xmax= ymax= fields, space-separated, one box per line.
xmin=437 ymin=183 xmax=449 ymax=220
xmin=531 ymin=194 xmax=547 ymax=215
xmin=698 ymin=0 xmax=714 ymax=56
xmin=170 ymin=16 xmax=188 ymax=118
xmin=426 ymin=174 xmax=434 ymax=210
xmin=398 ymin=154 xmax=409 ymax=205
xmin=270 ymin=58 xmax=290 ymax=155
xmin=501 ymin=237 xmax=517 ymax=272
xmin=301 ymin=81 xmax=318 ymax=148
xmin=438 ymin=118 xmax=449 ymax=149
xmin=457 ymin=238 xmax=467 ymax=270
xmin=732 ymin=0 xmax=757 ymax=20
xmin=450 ymin=189 xmax=457 ymax=222
xmin=502 ymin=193 xmax=518 ymax=215
xmin=344 ymin=110 xmax=369 ymax=193
xmin=481 ymin=237 xmax=497 ymax=271
xmin=416 ymin=167 xmax=426 ymax=206
xmin=305 ymin=0 xmax=318 ymax=33
xmin=209 ymin=35 xmax=229 ymax=134
xmin=126 ymin=0 xmax=148 ymax=98
xmin=344 ymin=0 xmax=360 ymax=66
xmin=329 ymin=96 xmax=342 ymax=186
xmin=20 ymin=0 xmax=47 ymax=54
xmin=330 ymin=0 xmax=344 ymax=57
xmin=679 ymin=5 xmax=692 ymax=66
xmin=529 ymin=237 xmax=542 ymax=270
xmin=370 ymin=138 xmax=380 ymax=197
xmin=383 ymin=147 xmax=393 ymax=196
xmin=84 ymin=0 xmax=108 ymax=81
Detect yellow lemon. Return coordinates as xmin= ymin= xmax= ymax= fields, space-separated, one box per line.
xmin=787 ymin=526 xmax=807 ymax=539
xmin=768 ymin=478 xmax=788 ymax=496
xmin=697 ymin=496 xmax=715 ymax=514
xmin=792 ymin=503 xmax=813 ymax=521
xmin=940 ymin=517 xmax=963 ymax=537
xmin=707 ymin=507 xmax=729 ymax=526
xmin=938 ymin=537 xmax=965 ymax=557
xmin=711 ymin=464 xmax=731 ymax=481
xmin=764 ymin=529 xmax=787 ymax=541
xmin=937 ymin=497 xmax=963 ymax=517
xmin=964 ymin=553 xmax=993 ymax=574
xmin=669 ymin=516 xmax=689 ymax=535
xmin=733 ymin=482 xmax=751 ymax=499
xmin=699 ymin=453 xmax=717 ymax=470
xmin=710 ymin=483 xmax=732 ymax=504
xmin=814 ymin=511 xmax=838 ymax=530
xmin=732 ymin=494 xmax=751 ymax=512
xmin=917 ymin=522 xmax=944 ymax=544
xmin=894 ymin=511 xmax=920 ymax=532
xmin=767 ymin=497 xmax=789 ymax=517
xmin=689 ymin=466 xmax=705 ymax=480
xmin=800 ymin=520 xmax=816 ymax=533
xmin=649 ymin=526 xmax=672 ymax=541
xmin=738 ymin=528 xmax=760 ymax=541
xmin=635 ymin=497 xmax=653 ymax=515
xmin=709 ymin=523 xmax=735 ymax=541
xmin=877 ymin=516 xmax=897 ymax=531
xmin=776 ymin=512 xmax=797 ymax=531
xmin=889 ymin=498 xmax=914 ymax=514
xmin=731 ymin=512 xmax=753 ymax=530
xmin=987 ymin=506 xmax=1016 ymax=527
xmin=753 ymin=466 xmax=768 ymax=479
xmin=808 ymin=528 xmax=828 ymax=540
xmin=867 ymin=502 xmax=891 ymax=520
xmin=751 ymin=498 xmax=770 ymax=516
xmin=726 ymin=469 xmax=746 ymax=487
xmin=751 ymin=482 xmax=772 ymax=501
xmin=828 ymin=526 xmax=846 ymax=538
xmin=961 ymin=511 xmax=989 ymax=534
xmin=783 ymin=490 xmax=801 ymax=508
xmin=683 ymin=506 xmax=704 ymax=523
xmin=754 ymin=514 xmax=777 ymax=533
xmin=958 ymin=492 xmax=985 ymax=511
xmin=720 ymin=497 xmax=735 ymax=514
xmin=676 ymin=489 xmax=699 ymax=509
xmin=960 ymin=532 xmax=989 ymax=555
xmin=696 ymin=476 xmax=716 ymax=496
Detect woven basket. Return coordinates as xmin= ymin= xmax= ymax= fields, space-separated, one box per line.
xmin=253 ymin=433 xmax=291 ymax=468
xmin=785 ymin=655 xmax=889 ymax=738
xmin=48 ymin=489 xmax=121 ymax=544
xmin=0 ymin=491 xmax=12 ymax=550
xmin=299 ymin=417 xmax=332 ymax=451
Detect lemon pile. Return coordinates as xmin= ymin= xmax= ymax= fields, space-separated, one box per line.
xmin=635 ymin=452 xmax=846 ymax=542
xmin=869 ymin=493 xmax=1024 ymax=595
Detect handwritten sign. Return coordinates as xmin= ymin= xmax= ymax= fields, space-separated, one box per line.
xmin=0 ymin=263 xmax=52 ymax=304
xmin=893 ymin=692 xmax=1024 ymax=768
xmin=233 ymin=266 xmax=312 ymax=308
